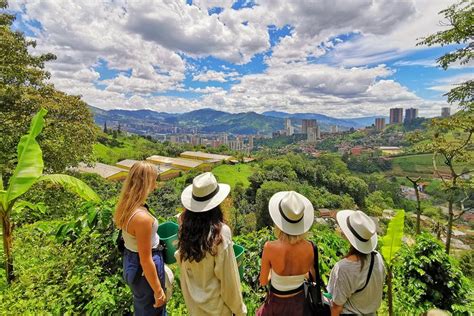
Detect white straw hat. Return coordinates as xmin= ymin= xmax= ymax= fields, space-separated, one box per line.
xmin=336 ymin=210 xmax=377 ymax=254
xmin=268 ymin=191 xmax=314 ymax=235
xmin=181 ymin=172 xmax=230 ymax=212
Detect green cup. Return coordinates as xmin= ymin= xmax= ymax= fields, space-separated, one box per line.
xmin=158 ymin=221 xmax=179 ymax=264
xmin=233 ymin=244 xmax=245 ymax=280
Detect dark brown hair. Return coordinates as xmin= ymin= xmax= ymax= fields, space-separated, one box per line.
xmin=345 ymin=245 xmax=368 ymax=271
xmin=178 ymin=206 xmax=224 ymax=263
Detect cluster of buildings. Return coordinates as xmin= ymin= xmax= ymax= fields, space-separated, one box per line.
xmin=374 ymin=106 xmax=451 ymax=131
xmin=274 ymin=118 xmax=339 ymax=142
xmin=72 ymin=151 xmax=246 ymax=181
xmin=164 ymin=133 xmax=258 ymax=154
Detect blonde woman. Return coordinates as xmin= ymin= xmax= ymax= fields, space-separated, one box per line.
xmin=114 ymin=161 xmax=167 ymax=316
xmin=257 ymin=191 xmax=315 ymax=316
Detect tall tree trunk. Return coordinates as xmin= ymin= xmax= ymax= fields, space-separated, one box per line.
xmin=387 ymin=266 xmax=393 ymax=316
xmin=445 ymin=199 xmax=453 ymax=254
xmin=414 ymin=186 xmax=421 ymax=235
xmin=406 ymin=177 xmax=422 ymax=234
xmin=1 ymin=214 xmax=14 ymax=283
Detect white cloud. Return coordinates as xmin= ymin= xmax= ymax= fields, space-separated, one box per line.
xmin=428 ymin=73 xmax=474 ymax=93
xmin=193 ymin=70 xmax=240 ymax=82
xmin=9 ymin=0 xmax=459 ymax=118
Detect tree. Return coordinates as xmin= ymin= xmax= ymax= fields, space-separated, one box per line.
xmin=0 ymin=2 xmax=97 ymax=175
xmin=415 ymin=0 xmax=474 ymax=253
xmin=406 ymin=176 xmax=422 ymax=234
xmin=255 ymin=181 xmax=293 ymax=229
xmin=0 ymin=109 xmax=100 ymax=284
xmin=381 ymin=210 xmax=405 ymax=316
xmin=103 ymin=121 xmax=108 ymax=133
xmin=417 ymin=0 xmax=473 ymax=111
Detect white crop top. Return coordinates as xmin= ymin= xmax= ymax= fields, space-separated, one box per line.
xmin=271 ymin=269 xmax=306 ymax=292
xmin=123 ymin=209 xmax=160 ymax=252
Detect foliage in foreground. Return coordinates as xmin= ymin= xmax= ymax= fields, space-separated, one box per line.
xmin=392 ymin=233 xmax=471 ymax=314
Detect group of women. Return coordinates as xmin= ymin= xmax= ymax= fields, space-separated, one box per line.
xmin=114 ymin=161 xmax=385 ymax=316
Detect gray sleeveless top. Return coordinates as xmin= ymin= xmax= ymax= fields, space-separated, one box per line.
xmin=122 ymin=208 xmax=160 ymax=252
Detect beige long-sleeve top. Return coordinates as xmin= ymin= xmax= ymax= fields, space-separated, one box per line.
xmin=175 ymin=224 xmax=247 ymax=316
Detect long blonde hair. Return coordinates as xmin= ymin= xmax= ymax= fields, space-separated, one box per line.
xmin=114 ymin=161 xmax=158 ymax=229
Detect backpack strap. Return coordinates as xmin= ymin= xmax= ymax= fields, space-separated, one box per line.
xmin=355 ymin=251 xmax=376 ymax=293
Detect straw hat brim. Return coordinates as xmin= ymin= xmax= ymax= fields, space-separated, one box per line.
xmin=269 ymin=191 xmax=314 ymax=235
xmin=336 ymin=210 xmax=377 ymax=254
xmin=181 ymin=183 xmax=230 ymax=212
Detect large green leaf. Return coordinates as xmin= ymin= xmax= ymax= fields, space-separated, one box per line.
xmin=381 ymin=209 xmax=405 ymax=266
xmin=6 ymin=108 xmax=47 ymax=204
xmin=12 ymin=200 xmax=47 ymax=215
xmin=0 ymin=190 xmax=6 ymax=215
xmin=38 ymin=174 xmax=101 ymax=203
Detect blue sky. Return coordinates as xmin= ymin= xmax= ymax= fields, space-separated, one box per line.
xmin=6 ymin=0 xmax=472 ymax=117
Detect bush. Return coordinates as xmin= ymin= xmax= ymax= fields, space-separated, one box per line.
xmin=392 ymin=233 xmax=471 ymax=314
xmin=0 ymin=202 xmax=133 ymax=314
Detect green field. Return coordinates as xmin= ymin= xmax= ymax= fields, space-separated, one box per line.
xmin=389 ymin=153 xmax=473 ymax=177
xmin=212 ymin=164 xmax=254 ymax=189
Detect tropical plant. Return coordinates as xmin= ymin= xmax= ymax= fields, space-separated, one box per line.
xmin=0 ymin=109 xmax=100 ymax=284
xmin=392 ymin=234 xmax=471 ymax=314
xmin=381 ymin=209 xmax=405 ymax=316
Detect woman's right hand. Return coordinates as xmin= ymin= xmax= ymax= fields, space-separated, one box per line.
xmin=153 ymin=290 xmax=166 ymax=308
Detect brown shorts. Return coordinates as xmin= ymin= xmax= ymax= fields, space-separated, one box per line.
xmin=256 ymin=291 xmax=305 ymax=316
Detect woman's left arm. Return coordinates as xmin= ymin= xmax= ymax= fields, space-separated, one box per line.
xmin=259 ymin=242 xmax=271 ymax=287
xmin=135 ymin=216 xmax=166 ymax=307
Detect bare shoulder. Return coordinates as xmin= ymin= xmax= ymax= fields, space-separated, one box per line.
xmin=129 ymin=208 xmax=154 ymax=227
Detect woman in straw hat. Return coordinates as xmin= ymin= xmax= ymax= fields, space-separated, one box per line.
xmin=176 ymin=172 xmax=247 ymax=316
xmin=328 ymin=210 xmax=385 ymax=316
xmin=114 ymin=161 xmax=167 ymax=316
xmin=256 ymin=191 xmax=316 ymax=316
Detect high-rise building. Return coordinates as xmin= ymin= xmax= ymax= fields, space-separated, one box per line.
xmin=375 ymin=118 xmax=386 ymax=131
xmin=330 ymin=125 xmax=339 ymax=133
xmin=307 ymin=126 xmax=320 ymax=142
xmin=404 ymin=108 xmax=418 ymax=123
xmin=441 ymin=107 xmax=451 ymax=118
xmin=284 ymin=118 xmax=294 ymax=136
xmin=389 ymin=108 xmax=403 ymax=124
xmin=302 ymin=119 xmax=317 ymax=134
xmin=248 ymin=135 xmax=254 ymax=150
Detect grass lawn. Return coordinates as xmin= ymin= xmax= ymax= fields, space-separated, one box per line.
xmin=212 ymin=164 xmax=254 ymax=189
xmin=389 ymin=153 xmax=473 ymax=178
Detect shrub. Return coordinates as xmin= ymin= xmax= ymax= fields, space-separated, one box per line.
xmin=392 ymin=233 xmax=471 ymax=314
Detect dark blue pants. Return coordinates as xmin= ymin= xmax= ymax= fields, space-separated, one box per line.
xmin=123 ymin=248 xmax=167 ymax=316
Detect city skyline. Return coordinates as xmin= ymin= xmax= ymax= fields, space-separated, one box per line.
xmin=6 ymin=0 xmax=473 ymax=118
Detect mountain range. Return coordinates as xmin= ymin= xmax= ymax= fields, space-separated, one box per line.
xmin=90 ymin=106 xmax=385 ymax=135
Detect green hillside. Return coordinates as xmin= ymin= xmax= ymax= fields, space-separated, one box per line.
xmin=389 ymin=154 xmax=474 ymax=177
xmin=212 ymin=164 xmax=254 ymax=189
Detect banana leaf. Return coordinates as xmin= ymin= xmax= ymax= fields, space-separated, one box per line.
xmin=5 ymin=108 xmax=47 ymax=205
xmin=38 ymin=174 xmax=101 ymax=203
xmin=381 ymin=210 xmax=405 ymax=266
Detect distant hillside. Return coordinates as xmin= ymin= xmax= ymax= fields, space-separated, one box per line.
xmin=90 ymin=106 xmax=283 ymax=135
xmin=262 ymin=110 xmax=386 ymax=129
xmin=89 ymin=106 xmax=383 ymax=135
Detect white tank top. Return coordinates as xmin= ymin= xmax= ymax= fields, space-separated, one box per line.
xmin=123 ymin=209 xmax=160 ymax=252
xmin=271 ymin=269 xmax=306 ymax=292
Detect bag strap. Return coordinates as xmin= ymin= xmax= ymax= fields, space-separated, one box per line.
xmin=354 ymin=251 xmax=376 ymax=294
xmin=309 ymin=241 xmax=327 ymax=292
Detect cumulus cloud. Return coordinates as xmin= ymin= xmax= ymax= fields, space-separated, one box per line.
xmin=9 ymin=0 xmax=457 ymax=118
xmin=193 ymin=70 xmax=240 ymax=82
